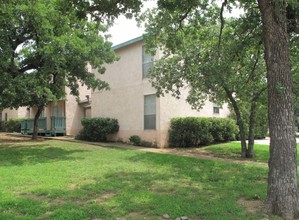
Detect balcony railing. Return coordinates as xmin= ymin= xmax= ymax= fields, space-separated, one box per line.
xmin=21 ymin=116 xmax=66 ymax=136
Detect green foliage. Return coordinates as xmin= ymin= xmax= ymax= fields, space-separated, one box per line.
xmin=142 ymin=3 xmax=267 ymax=152
xmin=0 ymin=118 xmax=25 ymax=132
xmin=76 ymin=117 xmax=119 ymax=142
xmin=169 ymin=117 xmax=238 ymax=148
xmin=0 ymin=0 xmax=119 ymax=111
xmin=229 ymin=104 xmax=268 ymax=139
xmin=129 ymin=135 xmax=142 ymax=146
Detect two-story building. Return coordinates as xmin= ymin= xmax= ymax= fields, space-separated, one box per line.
xmin=90 ymin=36 xmax=230 ymax=147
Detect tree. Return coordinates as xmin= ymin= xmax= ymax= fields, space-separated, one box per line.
xmin=143 ymin=7 xmax=267 ymax=158
xmin=142 ymin=0 xmax=299 ymax=218
xmin=0 ymin=0 xmax=142 ymax=139
xmin=257 ymin=0 xmax=299 ymax=218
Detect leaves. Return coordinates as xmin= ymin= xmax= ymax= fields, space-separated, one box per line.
xmin=0 ymin=0 xmax=127 ymax=110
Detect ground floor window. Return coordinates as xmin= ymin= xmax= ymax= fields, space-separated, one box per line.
xmin=144 ymin=94 xmax=156 ymax=130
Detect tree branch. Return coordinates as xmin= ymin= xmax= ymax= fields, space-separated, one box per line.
xmin=251 ymin=86 xmax=267 ymax=102
xmin=246 ymin=48 xmax=261 ymax=84
xmin=217 ymin=0 xmax=228 ymax=50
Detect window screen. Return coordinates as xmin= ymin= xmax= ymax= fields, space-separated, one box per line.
xmin=213 ymin=104 xmax=220 ymax=114
xmin=144 ymin=94 xmax=156 ymax=129
xmin=142 ymin=46 xmax=154 ymax=78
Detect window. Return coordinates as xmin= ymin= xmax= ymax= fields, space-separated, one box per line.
xmin=213 ymin=104 xmax=220 ymax=114
xmin=52 ymin=105 xmax=63 ymax=117
xmin=144 ymin=94 xmax=156 ymax=129
xmin=5 ymin=113 xmax=7 ymax=121
xmin=142 ymin=46 xmax=154 ymax=78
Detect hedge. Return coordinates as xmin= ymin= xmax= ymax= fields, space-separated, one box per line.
xmin=76 ymin=117 xmax=119 ymax=142
xmin=0 ymin=118 xmax=24 ymax=132
xmin=169 ymin=117 xmax=238 ymax=147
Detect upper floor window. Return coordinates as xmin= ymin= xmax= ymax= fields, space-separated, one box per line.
xmin=52 ymin=105 xmax=63 ymax=117
xmin=142 ymin=46 xmax=154 ymax=78
xmin=213 ymin=104 xmax=220 ymax=114
xmin=144 ymin=94 xmax=156 ymax=130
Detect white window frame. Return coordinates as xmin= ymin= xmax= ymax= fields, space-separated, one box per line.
xmin=213 ymin=104 xmax=220 ymax=114
xmin=142 ymin=46 xmax=154 ymax=78
xmin=144 ymin=94 xmax=156 ymax=130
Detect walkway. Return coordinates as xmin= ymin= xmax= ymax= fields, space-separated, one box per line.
xmin=4 ymin=133 xmax=268 ymax=168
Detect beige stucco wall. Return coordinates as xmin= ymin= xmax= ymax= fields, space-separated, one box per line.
xmin=92 ymin=41 xmax=162 ymax=144
xmin=65 ymin=85 xmax=91 ymax=135
xmin=1 ymin=106 xmax=30 ymax=121
xmin=1 ymin=108 xmax=18 ymax=120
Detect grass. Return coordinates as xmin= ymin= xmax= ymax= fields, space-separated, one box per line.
xmin=204 ymin=142 xmax=299 ymax=163
xmin=0 ymin=137 xmax=270 ymax=220
xmin=204 ymin=143 xmax=270 ymax=163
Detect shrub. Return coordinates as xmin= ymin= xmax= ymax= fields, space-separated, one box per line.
xmin=76 ymin=117 xmax=119 ymax=142
xmin=169 ymin=117 xmax=238 ymax=148
xmin=0 ymin=118 xmax=24 ymax=132
xmin=129 ymin=135 xmax=142 ymax=146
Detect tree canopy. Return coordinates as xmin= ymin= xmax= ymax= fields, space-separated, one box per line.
xmin=142 ymin=3 xmax=267 ymax=157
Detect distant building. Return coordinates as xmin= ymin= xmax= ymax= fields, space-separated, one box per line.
xmin=0 ymin=86 xmax=91 ymax=136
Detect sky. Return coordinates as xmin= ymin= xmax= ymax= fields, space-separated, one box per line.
xmin=107 ymin=1 xmax=157 ymax=46
xmin=108 ymin=1 xmax=243 ymax=46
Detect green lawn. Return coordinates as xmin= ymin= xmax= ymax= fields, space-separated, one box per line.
xmin=0 ymin=139 xmax=269 ymax=220
xmin=204 ymin=143 xmax=271 ymax=163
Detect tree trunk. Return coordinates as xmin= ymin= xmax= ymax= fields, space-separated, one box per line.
xmin=223 ymin=87 xmax=247 ymax=157
xmin=247 ymin=101 xmax=256 ymax=158
xmin=258 ymin=0 xmax=299 ymax=219
xmin=32 ymin=106 xmax=43 ymax=140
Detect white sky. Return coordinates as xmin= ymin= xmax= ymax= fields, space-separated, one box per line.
xmin=108 ymin=1 xmax=157 ymax=46
xmin=108 ymin=1 xmax=243 ymax=46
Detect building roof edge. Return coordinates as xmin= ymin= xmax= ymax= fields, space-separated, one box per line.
xmin=112 ymin=36 xmax=143 ymax=50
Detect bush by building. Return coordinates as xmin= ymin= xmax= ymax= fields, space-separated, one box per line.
xmin=169 ymin=117 xmax=238 ymax=147
xmin=76 ymin=117 xmax=119 ymax=142
xmin=0 ymin=118 xmax=24 ymax=132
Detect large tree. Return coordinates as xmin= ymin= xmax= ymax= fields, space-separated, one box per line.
xmin=142 ymin=0 xmax=299 ymax=218
xmin=0 ymin=0 xmax=142 ymax=139
xmin=257 ymin=0 xmax=299 ymax=218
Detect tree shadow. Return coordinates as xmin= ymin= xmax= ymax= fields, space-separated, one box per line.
xmin=0 ymin=143 xmax=87 ymax=166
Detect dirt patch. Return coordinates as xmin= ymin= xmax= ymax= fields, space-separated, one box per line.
xmin=68 ymin=183 xmax=78 ymax=189
xmin=91 ymin=191 xmax=116 ymax=203
xmin=148 ymin=184 xmax=178 ymax=194
xmin=50 ymin=198 xmax=66 ymax=206
xmin=237 ymin=198 xmax=263 ymax=213
xmin=19 ymin=192 xmax=48 ymax=200
xmin=0 ymin=133 xmax=44 ymax=143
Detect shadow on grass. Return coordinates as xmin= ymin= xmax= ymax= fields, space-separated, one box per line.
xmin=0 ymin=153 xmax=268 ymax=220
xmin=0 ymin=143 xmax=86 ymax=166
